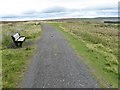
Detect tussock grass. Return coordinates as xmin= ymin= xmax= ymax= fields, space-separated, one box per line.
xmin=1 ymin=21 xmax=41 ymax=88
xmin=49 ymin=21 xmax=118 ymax=88
xmin=0 ymin=24 xmax=2 ymax=89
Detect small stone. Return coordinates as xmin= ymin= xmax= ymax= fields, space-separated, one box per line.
xmin=79 ymin=83 xmax=84 ymax=87
xmin=54 ymin=85 xmax=56 ymax=87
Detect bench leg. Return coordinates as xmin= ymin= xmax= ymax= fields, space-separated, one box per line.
xmin=15 ymin=42 xmax=18 ymax=47
xmin=20 ymin=42 xmax=23 ymax=47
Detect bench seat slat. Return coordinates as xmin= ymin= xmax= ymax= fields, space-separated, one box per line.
xmin=18 ymin=37 xmax=25 ymax=41
xmin=13 ymin=33 xmax=20 ymax=41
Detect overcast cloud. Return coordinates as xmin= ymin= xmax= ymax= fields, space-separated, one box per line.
xmin=0 ymin=0 xmax=119 ymax=21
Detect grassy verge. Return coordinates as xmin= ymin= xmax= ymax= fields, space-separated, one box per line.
xmin=0 ymin=23 xmax=2 ymax=89
xmin=48 ymin=21 xmax=118 ymax=88
xmin=0 ymin=50 xmax=1 ymax=89
xmin=1 ymin=21 xmax=42 ymax=88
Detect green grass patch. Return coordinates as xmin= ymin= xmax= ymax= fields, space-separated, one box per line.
xmin=1 ymin=21 xmax=42 ymax=88
xmin=49 ymin=21 xmax=118 ymax=88
xmin=2 ymin=48 xmax=32 ymax=87
xmin=0 ymin=50 xmax=2 ymax=89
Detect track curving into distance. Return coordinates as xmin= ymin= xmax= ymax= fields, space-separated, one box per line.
xmin=21 ymin=23 xmax=99 ymax=88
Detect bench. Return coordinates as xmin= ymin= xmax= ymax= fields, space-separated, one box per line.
xmin=11 ymin=33 xmax=26 ymax=47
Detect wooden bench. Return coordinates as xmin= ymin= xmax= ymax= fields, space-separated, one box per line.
xmin=11 ymin=33 xmax=26 ymax=47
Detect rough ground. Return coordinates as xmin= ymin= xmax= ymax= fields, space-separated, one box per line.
xmin=21 ymin=23 xmax=99 ymax=88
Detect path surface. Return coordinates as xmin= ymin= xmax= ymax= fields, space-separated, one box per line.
xmin=21 ymin=23 xmax=99 ymax=88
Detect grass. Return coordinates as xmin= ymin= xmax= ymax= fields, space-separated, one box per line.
xmin=1 ymin=21 xmax=42 ymax=88
xmin=0 ymin=50 xmax=2 ymax=89
xmin=48 ymin=21 xmax=118 ymax=88
xmin=0 ymin=24 xmax=2 ymax=89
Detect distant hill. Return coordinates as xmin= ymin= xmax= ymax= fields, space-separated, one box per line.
xmin=44 ymin=17 xmax=119 ymax=24
xmin=96 ymin=17 xmax=118 ymax=19
xmin=0 ymin=17 xmax=119 ymax=24
xmin=95 ymin=17 xmax=119 ymax=24
xmin=95 ymin=17 xmax=118 ymax=21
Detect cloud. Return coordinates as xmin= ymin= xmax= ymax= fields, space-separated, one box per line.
xmin=23 ymin=10 xmax=38 ymax=15
xmin=42 ymin=6 xmax=68 ymax=13
xmin=0 ymin=0 xmax=118 ymax=21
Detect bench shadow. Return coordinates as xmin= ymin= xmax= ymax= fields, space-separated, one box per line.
xmin=7 ymin=43 xmax=18 ymax=49
xmin=7 ymin=41 xmax=34 ymax=49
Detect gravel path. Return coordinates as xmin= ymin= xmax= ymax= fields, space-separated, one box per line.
xmin=21 ymin=23 xmax=99 ymax=88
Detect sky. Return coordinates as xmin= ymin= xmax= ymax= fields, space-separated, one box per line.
xmin=0 ymin=0 xmax=119 ymax=21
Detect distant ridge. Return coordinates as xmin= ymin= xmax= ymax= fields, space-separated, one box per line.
xmin=95 ymin=17 xmax=119 ymax=24
xmin=0 ymin=17 xmax=119 ymax=24
xmin=95 ymin=17 xmax=118 ymax=19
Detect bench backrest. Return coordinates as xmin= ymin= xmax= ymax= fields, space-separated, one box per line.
xmin=12 ymin=33 xmax=20 ymax=41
